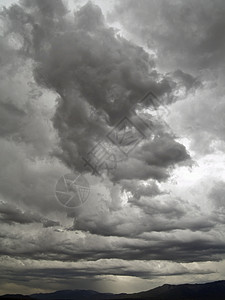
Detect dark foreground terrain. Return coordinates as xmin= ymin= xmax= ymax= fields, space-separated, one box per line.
xmin=1 ymin=280 xmax=225 ymax=300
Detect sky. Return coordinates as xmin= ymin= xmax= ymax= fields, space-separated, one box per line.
xmin=0 ymin=0 xmax=225 ymax=295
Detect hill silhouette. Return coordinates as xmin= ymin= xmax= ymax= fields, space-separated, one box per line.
xmin=1 ymin=280 xmax=225 ymax=300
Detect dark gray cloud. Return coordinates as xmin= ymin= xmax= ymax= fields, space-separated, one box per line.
xmin=134 ymin=136 xmax=190 ymax=167
xmin=109 ymin=0 xmax=225 ymax=154
xmin=0 ymin=219 xmax=221 ymax=263
xmin=111 ymin=0 xmax=225 ymax=75
xmin=2 ymin=0 xmax=190 ymax=180
xmin=0 ymin=255 xmax=216 ymax=295
xmin=74 ymin=201 xmax=215 ymax=239
xmin=0 ymin=264 xmax=214 ymax=284
xmin=111 ymin=136 xmax=191 ymax=182
xmin=0 ymin=201 xmax=60 ymax=227
xmin=0 ymin=201 xmax=41 ymax=225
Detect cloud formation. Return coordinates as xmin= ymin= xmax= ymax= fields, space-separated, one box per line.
xmin=2 ymin=0 xmax=191 ymax=179
xmin=111 ymin=0 xmax=225 ymax=74
xmin=0 ymin=0 xmax=225 ymax=296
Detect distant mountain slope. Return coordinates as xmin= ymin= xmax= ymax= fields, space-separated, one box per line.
xmin=0 ymin=295 xmax=35 ymax=300
xmin=118 ymin=280 xmax=225 ymax=300
xmin=1 ymin=280 xmax=225 ymax=300
xmin=31 ymin=290 xmax=121 ymax=300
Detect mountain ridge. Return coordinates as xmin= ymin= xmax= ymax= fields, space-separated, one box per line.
xmin=1 ymin=280 xmax=225 ymax=300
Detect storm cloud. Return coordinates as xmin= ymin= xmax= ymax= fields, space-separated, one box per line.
xmin=0 ymin=0 xmax=225 ymax=296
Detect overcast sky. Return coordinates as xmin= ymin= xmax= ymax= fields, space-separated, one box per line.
xmin=0 ymin=0 xmax=225 ymax=295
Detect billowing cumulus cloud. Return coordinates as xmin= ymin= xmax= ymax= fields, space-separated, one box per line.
xmin=2 ymin=0 xmax=191 ymax=178
xmin=110 ymin=0 xmax=225 ymax=153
